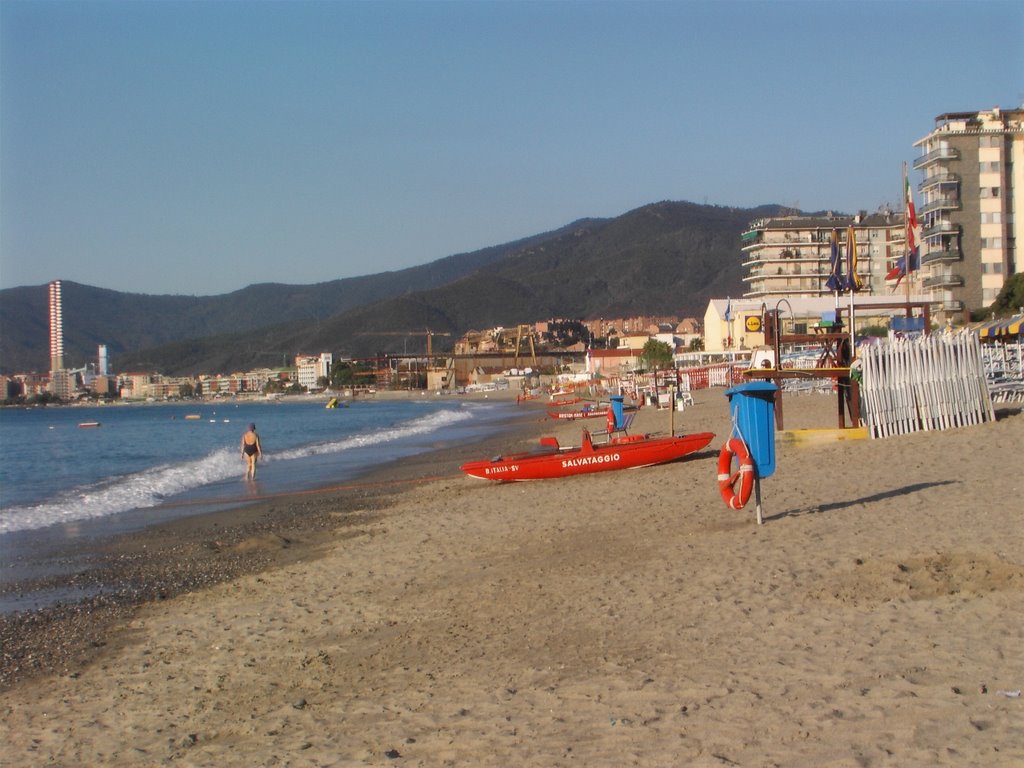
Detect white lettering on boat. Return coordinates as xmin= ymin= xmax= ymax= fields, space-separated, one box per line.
xmin=485 ymin=464 xmax=519 ymax=475
xmin=561 ymin=453 xmax=621 ymax=468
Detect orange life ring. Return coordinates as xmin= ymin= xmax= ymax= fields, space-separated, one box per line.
xmin=717 ymin=438 xmax=755 ymax=510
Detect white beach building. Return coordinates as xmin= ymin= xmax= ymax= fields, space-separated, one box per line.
xmin=703 ymin=295 xmax=932 ymax=353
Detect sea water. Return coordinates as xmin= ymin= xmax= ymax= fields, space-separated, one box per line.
xmin=0 ymin=397 xmax=516 ymax=591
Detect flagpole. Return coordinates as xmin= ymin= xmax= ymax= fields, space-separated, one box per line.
xmin=849 ymin=223 xmax=856 ymax=365
xmin=904 ymin=161 xmax=912 ymax=309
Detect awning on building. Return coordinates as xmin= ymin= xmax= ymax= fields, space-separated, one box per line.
xmin=977 ymin=314 xmax=1024 ymax=338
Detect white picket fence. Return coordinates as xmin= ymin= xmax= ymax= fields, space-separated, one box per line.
xmin=859 ymin=333 xmax=995 ymax=438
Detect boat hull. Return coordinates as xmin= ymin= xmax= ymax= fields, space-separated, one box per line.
xmin=461 ymin=431 xmax=715 ymax=481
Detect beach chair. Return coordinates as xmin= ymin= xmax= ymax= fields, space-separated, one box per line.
xmin=598 ymin=395 xmax=635 ymax=440
xmin=614 ymin=411 xmax=636 ymax=435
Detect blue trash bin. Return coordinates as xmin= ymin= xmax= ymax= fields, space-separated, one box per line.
xmin=724 ymin=381 xmax=778 ymax=479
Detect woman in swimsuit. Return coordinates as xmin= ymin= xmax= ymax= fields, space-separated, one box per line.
xmin=240 ymin=423 xmax=262 ymax=480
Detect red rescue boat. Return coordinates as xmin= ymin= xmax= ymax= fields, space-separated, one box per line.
xmin=461 ymin=429 xmax=715 ymax=481
xmin=548 ymin=396 xmax=583 ymax=406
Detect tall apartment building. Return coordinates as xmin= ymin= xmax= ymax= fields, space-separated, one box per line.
xmin=740 ymin=212 xmax=907 ymax=300
xmin=48 ymin=280 xmax=64 ymax=374
xmin=913 ymin=107 xmax=1022 ymax=320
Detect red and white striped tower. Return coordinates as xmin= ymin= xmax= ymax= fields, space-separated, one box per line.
xmin=49 ymin=280 xmax=64 ymax=373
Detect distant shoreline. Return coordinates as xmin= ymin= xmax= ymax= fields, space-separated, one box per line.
xmin=1 ymin=385 xmax=528 ymax=410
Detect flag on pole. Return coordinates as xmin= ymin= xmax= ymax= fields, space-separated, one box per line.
xmin=905 ymin=173 xmax=919 ymax=251
xmin=825 ymin=228 xmax=844 ymax=292
xmin=887 ymin=176 xmax=921 ymax=287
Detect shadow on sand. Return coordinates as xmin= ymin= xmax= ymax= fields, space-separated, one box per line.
xmin=765 ymin=479 xmax=959 ymax=522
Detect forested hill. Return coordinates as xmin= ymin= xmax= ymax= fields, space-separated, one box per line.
xmin=1 ymin=201 xmax=788 ymax=375
xmin=0 ymin=222 xmax=589 ymax=374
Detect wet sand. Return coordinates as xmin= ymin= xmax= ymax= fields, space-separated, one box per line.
xmin=1 ymin=389 xmax=1022 ymax=766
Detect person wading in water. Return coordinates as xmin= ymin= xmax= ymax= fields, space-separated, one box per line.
xmin=240 ymin=423 xmax=263 ymax=480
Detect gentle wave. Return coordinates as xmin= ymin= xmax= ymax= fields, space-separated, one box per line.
xmin=0 ymin=407 xmax=474 ymax=534
xmin=272 ymin=405 xmax=472 ymax=460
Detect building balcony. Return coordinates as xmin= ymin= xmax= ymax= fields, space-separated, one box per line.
xmin=935 ymin=300 xmax=964 ymax=313
xmin=913 ymin=146 xmax=960 ymax=170
xmin=919 ymin=172 xmax=960 ymax=192
xmin=748 ymin=255 xmax=826 ymax=265
xmin=743 ymin=287 xmax=828 ymax=299
xmin=922 ymin=220 xmax=958 ymax=239
xmin=922 ymin=274 xmax=964 ymax=289
xmin=920 ymin=249 xmax=961 ymax=266
xmin=918 ymin=196 xmax=961 ymax=216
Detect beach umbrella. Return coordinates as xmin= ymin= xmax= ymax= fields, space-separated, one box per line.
xmin=825 ymin=229 xmax=844 ymax=293
xmin=1001 ymin=314 xmax=1024 ymax=337
xmin=844 ymin=225 xmax=862 ymax=292
xmin=978 ymin=315 xmax=1020 ymax=338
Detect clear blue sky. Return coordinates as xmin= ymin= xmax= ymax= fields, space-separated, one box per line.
xmin=2 ymin=0 xmax=1021 ymax=296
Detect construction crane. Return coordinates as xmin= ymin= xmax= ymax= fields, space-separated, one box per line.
xmin=514 ymin=324 xmax=537 ymax=369
xmin=358 ymin=328 xmax=452 ymax=358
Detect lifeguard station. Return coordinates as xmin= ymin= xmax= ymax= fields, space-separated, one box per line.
xmin=743 ymin=301 xmax=931 ymax=430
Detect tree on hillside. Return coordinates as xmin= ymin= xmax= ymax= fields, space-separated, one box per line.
xmin=641 ymin=339 xmax=674 ymax=372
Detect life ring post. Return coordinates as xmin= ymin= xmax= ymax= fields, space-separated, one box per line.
xmin=721 ymin=381 xmax=779 ymax=524
xmin=754 ymin=476 xmax=764 ymax=525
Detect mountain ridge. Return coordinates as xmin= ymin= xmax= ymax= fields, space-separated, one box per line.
xmin=1 ymin=201 xmax=788 ymax=375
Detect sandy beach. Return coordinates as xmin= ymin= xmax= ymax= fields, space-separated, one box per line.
xmin=2 ymin=388 xmax=1022 ymax=766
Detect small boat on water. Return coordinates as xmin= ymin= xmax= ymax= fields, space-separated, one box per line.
xmin=460 ymin=429 xmax=715 ymax=481
xmin=78 ymin=421 xmax=101 ymax=428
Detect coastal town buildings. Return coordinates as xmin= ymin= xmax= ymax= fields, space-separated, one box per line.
xmin=295 ymin=353 xmax=333 ymax=390
xmin=912 ymin=107 xmax=1023 ymax=321
xmin=197 ymin=369 xmax=288 ymax=397
xmin=739 ymin=212 xmax=908 ymax=301
xmin=581 ymin=316 xmax=682 ymax=341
